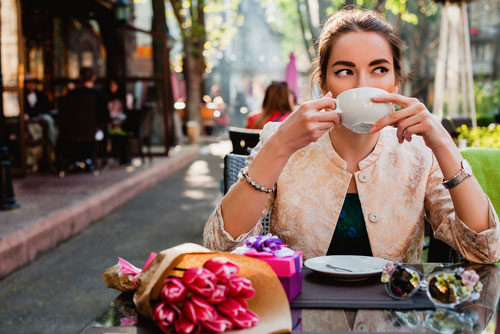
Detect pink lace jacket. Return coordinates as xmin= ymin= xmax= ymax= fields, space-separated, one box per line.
xmin=203 ymin=122 xmax=500 ymax=263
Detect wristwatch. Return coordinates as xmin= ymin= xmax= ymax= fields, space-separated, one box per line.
xmin=442 ymin=160 xmax=473 ymax=189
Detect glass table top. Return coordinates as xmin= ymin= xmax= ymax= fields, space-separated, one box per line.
xmin=82 ymin=263 xmax=500 ymax=333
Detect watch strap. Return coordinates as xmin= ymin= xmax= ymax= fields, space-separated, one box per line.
xmin=442 ymin=161 xmax=472 ymax=189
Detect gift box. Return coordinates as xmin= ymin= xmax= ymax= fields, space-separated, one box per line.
xmin=232 ymin=234 xmax=303 ymax=302
xmin=245 ymin=251 xmax=302 ymax=302
xmin=260 ymin=251 xmax=302 ymax=302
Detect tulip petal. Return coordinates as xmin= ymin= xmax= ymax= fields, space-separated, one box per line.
xmin=207 ymin=284 xmax=227 ymax=304
xmin=174 ymin=314 xmax=200 ymax=334
xmin=227 ymin=276 xmax=255 ymax=299
xmin=183 ymin=268 xmax=217 ymax=297
xmin=204 ymin=257 xmax=240 ymax=283
xmin=232 ymin=309 xmax=260 ymax=329
xmin=217 ymin=297 xmax=247 ymax=319
xmin=161 ymin=277 xmax=187 ymax=304
xmin=153 ymin=302 xmax=180 ymax=333
xmin=200 ymin=314 xmax=233 ymax=333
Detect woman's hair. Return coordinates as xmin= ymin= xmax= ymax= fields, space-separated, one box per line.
xmin=252 ymin=81 xmax=292 ymax=129
xmin=312 ymin=9 xmax=406 ymax=91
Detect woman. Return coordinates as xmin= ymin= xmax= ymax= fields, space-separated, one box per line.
xmin=246 ymin=81 xmax=292 ymax=129
xmin=204 ymin=9 xmax=500 ymax=263
xmin=107 ymin=79 xmax=126 ymax=122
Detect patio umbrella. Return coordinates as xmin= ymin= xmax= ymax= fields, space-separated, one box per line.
xmin=285 ymin=52 xmax=299 ymax=99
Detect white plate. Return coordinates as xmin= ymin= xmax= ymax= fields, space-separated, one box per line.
xmin=304 ymin=255 xmax=389 ymax=279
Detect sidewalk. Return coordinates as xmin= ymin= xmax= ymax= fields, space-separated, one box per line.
xmin=0 ymin=144 xmax=201 ymax=277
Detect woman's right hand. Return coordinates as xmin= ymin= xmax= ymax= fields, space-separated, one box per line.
xmin=273 ymin=92 xmax=340 ymax=156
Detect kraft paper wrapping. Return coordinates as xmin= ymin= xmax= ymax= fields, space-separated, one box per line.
xmin=102 ymin=264 xmax=136 ymax=292
xmin=104 ymin=243 xmax=292 ymax=334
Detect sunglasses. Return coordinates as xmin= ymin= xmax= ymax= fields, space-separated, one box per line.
xmin=381 ymin=262 xmax=483 ymax=308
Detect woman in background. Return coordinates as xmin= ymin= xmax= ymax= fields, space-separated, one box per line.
xmin=246 ymin=81 xmax=292 ymax=129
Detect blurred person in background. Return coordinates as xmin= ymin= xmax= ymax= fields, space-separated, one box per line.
xmin=246 ymin=81 xmax=292 ymax=129
xmin=24 ymin=75 xmax=52 ymax=120
xmin=24 ymin=74 xmax=57 ymax=172
xmin=70 ymin=67 xmax=111 ymax=132
xmin=63 ymin=67 xmax=110 ymax=170
xmin=107 ymin=79 xmax=127 ymax=124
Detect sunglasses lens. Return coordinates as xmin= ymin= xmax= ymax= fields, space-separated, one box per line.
xmin=387 ymin=266 xmax=420 ymax=298
xmin=427 ymin=273 xmax=461 ymax=306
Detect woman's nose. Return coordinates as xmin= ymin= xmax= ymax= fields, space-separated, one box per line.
xmin=356 ymin=73 xmax=370 ymax=88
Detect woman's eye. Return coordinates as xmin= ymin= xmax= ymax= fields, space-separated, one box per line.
xmin=334 ymin=69 xmax=353 ymax=77
xmin=373 ymin=67 xmax=389 ymax=75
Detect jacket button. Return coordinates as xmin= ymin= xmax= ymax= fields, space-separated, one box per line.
xmin=358 ymin=173 xmax=369 ymax=182
xmin=369 ymin=213 xmax=380 ymax=223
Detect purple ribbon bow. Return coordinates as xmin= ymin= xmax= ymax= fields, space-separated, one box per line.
xmin=246 ymin=234 xmax=283 ymax=253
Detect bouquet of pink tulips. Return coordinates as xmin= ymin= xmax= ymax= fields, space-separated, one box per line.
xmin=102 ymin=243 xmax=291 ymax=334
xmin=153 ymin=257 xmax=259 ymax=333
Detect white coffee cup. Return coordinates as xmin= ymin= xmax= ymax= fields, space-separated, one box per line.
xmin=327 ymin=87 xmax=392 ymax=134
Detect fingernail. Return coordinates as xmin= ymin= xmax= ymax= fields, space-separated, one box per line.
xmin=369 ymin=126 xmax=377 ymax=133
xmin=325 ymin=91 xmax=332 ymax=97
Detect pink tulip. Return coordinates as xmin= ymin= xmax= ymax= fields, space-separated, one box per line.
xmin=203 ymin=257 xmax=239 ymax=283
xmin=207 ymin=284 xmax=228 ymax=304
xmin=231 ymin=309 xmax=259 ymax=329
xmin=152 ymin=302 xmax=180 ymax=333
xmin=174 ymin=314 xmax=201 ymax=334
xmin=227 ymin=276 xmax=255 ymax=299
xmin=216 ymin=297 xmax=248 ymax=319
xmin=160 ymin=278 xmax=187 ymax=303
xmin=217 ymin=298 xmax=259 ymax=329
xmin=200 ymin=314 xmax=233 ymax=333
xmin=183 ymin=296 xmax=218 ymax=323
xmin=183 ymin=268 xmax=217 ymax=297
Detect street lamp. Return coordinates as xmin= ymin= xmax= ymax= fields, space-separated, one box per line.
xmin=114 ymin=0 xmax=131 ymax=23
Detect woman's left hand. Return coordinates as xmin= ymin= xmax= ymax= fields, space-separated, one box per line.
xmin=369 ymin=93 xmax=451 ymax=151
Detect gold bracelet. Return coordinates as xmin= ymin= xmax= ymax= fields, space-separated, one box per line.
xmin=238 ymin=167 xmax=275 ymax=193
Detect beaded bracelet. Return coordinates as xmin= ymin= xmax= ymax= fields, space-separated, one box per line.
xmin=238 ymin=167 xmax=275 ymax=193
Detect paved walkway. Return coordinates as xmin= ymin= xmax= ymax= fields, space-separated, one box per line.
xmin=0 ymin=141 xmax=232 ymax=333
xmin=0 ymin=144 xmax=201 ymax=277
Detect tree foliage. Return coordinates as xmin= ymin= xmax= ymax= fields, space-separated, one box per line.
xmin=263 ymin=0 xmax=436 ymax=62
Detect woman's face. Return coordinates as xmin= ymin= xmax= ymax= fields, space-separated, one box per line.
xmin=324 ymin=31 xmax=399 ymax=97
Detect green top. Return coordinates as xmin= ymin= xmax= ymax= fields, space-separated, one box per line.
xmin=327 ymin=193 xmax=372 ymax=256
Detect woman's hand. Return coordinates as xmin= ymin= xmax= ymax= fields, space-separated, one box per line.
xmin=369 ymin=93 xmax=452 ymax=151
xmin=273 ymin=92 xmax=340 ymax=156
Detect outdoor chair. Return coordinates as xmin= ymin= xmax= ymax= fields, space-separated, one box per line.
xmin=223 ymin=153 xmax=271 ymax=234
xmin=460 ymin=148 xmax=500 ymax=213
xmin=427 ymin=233 xmax=465 ymax=263
xmin=428 ymin=147 xmax=500 ymax=263
xmin=122 ymin=103 xmax=154 ymax=163
xmin=441 ymin=117 xmax=472 ymax=138
xmin=228 ymin=127 xmax=261 ymax=155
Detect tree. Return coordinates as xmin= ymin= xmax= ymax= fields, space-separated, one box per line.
xmin=267 ymin=0 xmax=419 ymax=63
xmin=169 ymin=0 xmax=207 ymax=127
xmin=401 ymin=0 xmax=440 ymax=102
xmin=152 ymin=0 xmax=174 ymax=152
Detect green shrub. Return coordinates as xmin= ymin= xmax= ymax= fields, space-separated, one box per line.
xmin=456 ymin=125 xmax=500 ymax=148
xmin=474 ymin=79 xmax=500 ymax=120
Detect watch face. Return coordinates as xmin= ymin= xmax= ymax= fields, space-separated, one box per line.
xmin=462 ymin=160 xmax=473 ymax=176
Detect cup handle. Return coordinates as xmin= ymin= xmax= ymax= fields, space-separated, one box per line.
xmin=325 ymin=98 xmax=342 ymax=113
